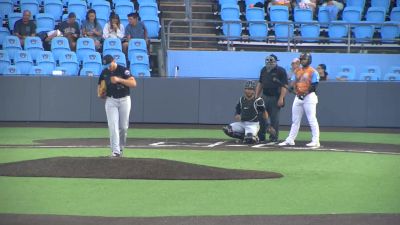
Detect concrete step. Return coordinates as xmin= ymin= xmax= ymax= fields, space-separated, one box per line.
xmin=167 ymin=25 xmax=218 ymax=34
xmin=162 ymin=19 xmax=219 ymax=28
xmin=161 ymin=11 xmax=218 ymax=20
xmin=159 ymin=3 xmax=214 ymax=12
xmin=168 ymin=40 xmax=219 ymax=49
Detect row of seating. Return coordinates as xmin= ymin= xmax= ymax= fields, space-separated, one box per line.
xmin=333 ymin=65 xmax=400 ymax=81
xmin=0 ymin=0 xmax=161 ymax=38
xmin=0 ymin=35 xmax=151 ymax=76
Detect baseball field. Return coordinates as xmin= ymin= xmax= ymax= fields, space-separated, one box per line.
xmin=0 ymin=123 xmax=399 ymax=225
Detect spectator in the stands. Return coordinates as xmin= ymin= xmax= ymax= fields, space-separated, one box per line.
xmin=297 ymin=0 xmax=317 ymax=13
xmin=317 ymin=63 xmax=328 ymax=81
xmin=13 ymin=10 xmax=36 ymax=46
xmin=122 ymin=12 xmax=150 ymax=55
xmin=59 ymin=12 xmax=80 ymax=51
xmin=103 ymin=13 xmax=124 ymax=40
xmin=268 ymin=0 xmax=293 ymax=9
xmin=320 ymin=0 xmax=344 ymax=21
xmin=81 ymin=9 xmax=103 ymax=51
xmin=288 ymin=57 xmax=300 ymax=81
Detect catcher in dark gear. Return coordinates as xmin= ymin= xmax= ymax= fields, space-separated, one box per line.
xmin=222 ymin=80 xmax=276 ymax=144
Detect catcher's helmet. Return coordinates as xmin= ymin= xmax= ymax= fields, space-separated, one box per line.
xmin=244 ymin=80 xmax=256 ymax=90
xmin=299 ymin=53 xmax=312 ymax=67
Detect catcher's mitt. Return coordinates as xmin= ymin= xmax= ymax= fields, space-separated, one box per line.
xmin=98 ymin=80 xmax=107 ymax=97
xmin=295 ymin=81 xmax=310 ymax=96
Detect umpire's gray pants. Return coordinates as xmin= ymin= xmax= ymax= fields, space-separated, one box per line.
xmin=105 ymin=96 xmax=131 ymax=155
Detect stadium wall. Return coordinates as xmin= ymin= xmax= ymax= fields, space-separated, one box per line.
xmin=167 ymin=51 xmax=400 ymax=79
xmin=0 ymin=77 xmax=399 ymax=127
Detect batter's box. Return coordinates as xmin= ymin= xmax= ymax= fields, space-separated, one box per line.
xmin=149 ymin=141 xmax=226 ymax=148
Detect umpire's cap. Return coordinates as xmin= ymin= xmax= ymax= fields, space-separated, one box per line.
xmin=103 ymin=55 xmax=114 ymax=65
xmin=266 ymin=54 xmax=279 ymax=62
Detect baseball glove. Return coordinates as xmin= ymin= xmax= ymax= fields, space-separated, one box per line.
xmin=295 ymin=82 xmax=310 ymax=96
xmin=98 ymin=80 xmax=107 ymax=97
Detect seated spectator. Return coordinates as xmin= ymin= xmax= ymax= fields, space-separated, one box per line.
xmin=122 ymin=12 xmax=149 ymax=55
xmin=59 ymin=12 xmax=80 ymax=51
xmin=81 ymin=9 xmax=103 ymax=51
xmin=103 ymin=13 xmax=124 ymax=40
xmin=288 ymin=58 xmax=300 ymax=81
xmin=297 ymin=0 xmax=317 ymax=13
xmin=317 ymin=63 xmax=328 ymax=81
xmin=13 ymin=10 xmax=36 ymax=46
xmin=320 ymin=0 xmax=344 ymax=21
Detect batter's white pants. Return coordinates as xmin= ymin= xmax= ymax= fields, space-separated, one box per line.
xmin=285 ymin=92 xmax=320 ymax=143
xmin=230 ymin=121 xmax=260 ymax=138
xmin=105 ymin=96 xmax=131 ymax=155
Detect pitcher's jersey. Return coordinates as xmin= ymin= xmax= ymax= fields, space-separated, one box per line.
xmin=235 ymin=96 xmax=266 ymax=122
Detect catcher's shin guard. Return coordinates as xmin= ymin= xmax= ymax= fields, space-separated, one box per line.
xmin=244 ymin=133 xmax=259 ymax=144
xmin=222 ymin=125 xmax=244 ymax=139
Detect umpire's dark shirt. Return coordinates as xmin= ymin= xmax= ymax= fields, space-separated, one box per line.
xmin=98 ymin=65 xmax=132 ymax=98
xmin=259 ymin=65 xmax=288 ymax=96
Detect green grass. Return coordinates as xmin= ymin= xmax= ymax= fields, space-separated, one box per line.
xmin=0 ymin=127 xmax=399 ymax=217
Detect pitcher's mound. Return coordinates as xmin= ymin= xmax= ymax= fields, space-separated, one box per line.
xmin=0 ymin=157 xmax=283 ymax=180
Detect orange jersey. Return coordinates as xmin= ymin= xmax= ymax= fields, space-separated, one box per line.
xmin=294 ymin=66 xmax=319 ymax=96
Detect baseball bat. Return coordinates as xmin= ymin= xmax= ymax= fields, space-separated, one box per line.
xmin=272 ymin=77 xmax=295 ymax=94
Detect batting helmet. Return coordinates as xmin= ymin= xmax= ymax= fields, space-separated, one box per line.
xmin=244 ymin=80 xmax=256 ymax=90
xmin=299 ymin=53 xmax=312 ymax=67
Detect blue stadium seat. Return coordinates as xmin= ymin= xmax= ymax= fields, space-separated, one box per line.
xmin=246 ymin=7 xmax=265 ymax=22
xmin=222 ymin=20 xmax=242 ymax=40
xmin=58 ymin=51 xmax=79 ymax=75
xmin=128 ymin=38 xmax=147 ymax=62
xmin=36 ymin=51 xmax=56 ymax=74
xmin=14 ymin=50 xmax=33 ymax=74
xmin=51 ymin=36 xmax=71 ymax=61
xmin=115 ymin=1 xmax=134 ymax=17
xmin=248 ymin=22 xmax=268 ymax=41
xmin=131 ymin=66 xmax=151 ymax=77
xmin=390 ymin=7 xmax=400 ymax=22
xmin=82 ymin=52 xmax=102 ymax=75
xmin=8 ymin=12 xmax=22 ymax=31
xmin=44 ymin=0 xmax=64 ymax=21
xmin=67 ymin=0 xmax=87 ymax=20
xmin=274 ymin=23 xmax=294 ymax=42
xmin=359 ymin=65 xmax=381 ymax=81
xmin=103 ymin=38 xmax=122 ymax=56
xmin=76 ymin=37 xmax=96 ymax=63
xmin=139 ymin=2 xmax=158 ymax=19
xmin=130 ymin=52 xmax=149 ymax=73
xmin=3 ymin=35 xmax=22 ymax=60
xmin=91 ymin=1 xmax=111 ymax=20
xmin=317 ymin=6 xmax=330 ymax=27
xmin=79 ymin=67 xmax=98 ymax=76
xmin=337 ymin=65 xmax=357 ymax=80
xmin=0 ymin=50 xmax=11 ymax=74
xmin=294 ymin=7 xmax=313 ymax=23
xmin=219 ymin=0 xmax=237 ymax=5
xmin=0 ymin=27 xmax=10 ymax=47
xmin=346 ymin=0 xmax=366 ymax=11
xmin=35 ymin=13 xmax=56 ymax=33
xmin=53 ymin=66 xmax=67 ymax=76
xmin=2 ymin=65 xmax=22 ymax=75
xmin=269 ymin=5 xmax=289 ymax=22
xmin=21 ymin=0 xmax=39 ymax=19
xmin=380 ymin=22 xmax=400 ymax=43
xmin=328 ymin=21 xmax=349 ymax=43
xmin=29 ymin=65 xmax=47 ymax=76
xmin=142 ymin=18 xmax=160 ymax=38
xmin=342 ymin=6 xmax=362 ymax=23
xmin=97 ymin=15 xmax=107 ymax=29
xmin=111 ymin=51 xmax=127 ymax=67
xmin=371 ymin=0 xmax=390 ymax=12
xmin=221 ymin=3 xmax=240 ymax=20
xmin=353 ymin=22 xmax=375 ymax=43
xmin=120 ymin=14 xmax=129 ymax=28
xmin=366 ymin=7 xmax=386 ymax=25
xmin=244 ymin=0 xmax=258 ymax=6
xmin=24 ymin=36 xmax=44 ymax=61
xmin=300 ymin=22 xmax=320 ymax=42
xmin=383 ymin=66 xmax=400 ymax=81
xmin=0 ymin=0 xmax=13 ymax=18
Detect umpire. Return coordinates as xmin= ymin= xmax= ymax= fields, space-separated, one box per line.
xmin=256 ymin=54 xmax=288 ymax=143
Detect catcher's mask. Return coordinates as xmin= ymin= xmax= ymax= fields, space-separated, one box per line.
xmin=299 ymin=53 xmax=312 ymax=67
xmin=244 ymin=80 xmax=256 ymax=90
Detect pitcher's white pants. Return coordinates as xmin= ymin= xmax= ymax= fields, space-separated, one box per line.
xmin=105 ymin=96 xmax=131 ymax=155
xmin=285 ymin=92 xmax=320 ymax=143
